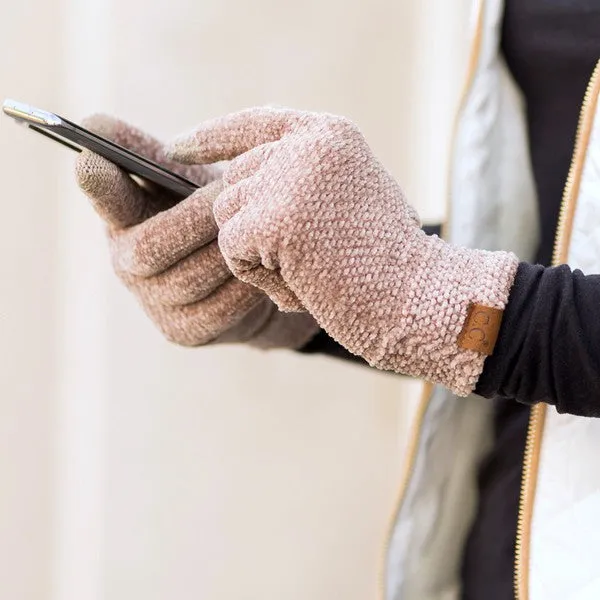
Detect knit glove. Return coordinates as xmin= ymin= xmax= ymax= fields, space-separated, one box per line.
xmin=75 ymin=114 xmax=319 ymax=348
xmin=166 ymin=108 xmax=520 ymax=395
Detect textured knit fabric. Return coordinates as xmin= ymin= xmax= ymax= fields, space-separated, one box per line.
xmin=461 ymin=2 xmax=600 ymax=599
xmin=299 ymin=222 xmax=443 ymax=363
xmin=76 ymin=115 xmax=319 ymax=349
xmin=167 ymin=108 xmax=520 ymax=396
xmin=299 ymin=224 xmax=444 ymax=362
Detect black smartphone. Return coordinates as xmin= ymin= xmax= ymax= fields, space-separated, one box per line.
xmin=2 ymin=99 xmax=198 ymax=198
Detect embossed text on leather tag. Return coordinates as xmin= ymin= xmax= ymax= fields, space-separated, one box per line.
xmin=457 ymin=303 xmax=504 ymax=356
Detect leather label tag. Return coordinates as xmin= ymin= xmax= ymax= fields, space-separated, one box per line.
xmin=458 ymin=304 xmax=504 ymax=356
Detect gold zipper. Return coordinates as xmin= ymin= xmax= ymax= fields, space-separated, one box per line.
xmin=513 ymin=403 xmax=546 ymax=600
xmin=514 ymin=58 xmax=600 ymax=600
xmin=378 ymin=2 xmax=485 ymax=598
xmin=553 ymin=59 xmax=600 ymax=268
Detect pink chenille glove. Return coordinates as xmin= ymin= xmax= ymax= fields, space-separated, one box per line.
xmin=166 ymin=108 xmax=520 ymax=395
xmin=75 ymin=114 xmax=319 ymax=348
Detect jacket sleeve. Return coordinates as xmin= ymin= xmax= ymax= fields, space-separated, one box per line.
xmin=476 ymin=262 xmax=600 ymax=417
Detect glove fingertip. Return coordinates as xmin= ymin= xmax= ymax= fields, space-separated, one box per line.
xmin=75 ymin=149 xmax=118 ymax=195
xmin=166 ymin=127 xmax=226 ymax=165
xmin=80 ymin=113 xmax=119 ymax=137
xmin=164 ymin=135 xmax=201 ymax=164
xmin=75 ymin=150 xmax=149 ymax=229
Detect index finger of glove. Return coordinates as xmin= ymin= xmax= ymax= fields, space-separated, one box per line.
xmin=165 ymin=107 xmax=302 ymax=164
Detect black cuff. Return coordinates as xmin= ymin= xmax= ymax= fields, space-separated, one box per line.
xmin=476 ymin=262 xmax=600 ymax=417
xmin=297 ymin=329 xmax=366 ymax=365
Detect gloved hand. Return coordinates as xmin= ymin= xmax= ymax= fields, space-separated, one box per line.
xmin=76 ymin=114 xmax=319 ymax=348
xmin=166 ymin=108 xmax=520 ymax=395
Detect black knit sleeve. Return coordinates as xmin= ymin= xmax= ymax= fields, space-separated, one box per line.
xmin=297 ymin=328 xmax=365 ymax=364
xmin=476 ymin=262 xmax=600 ymax=417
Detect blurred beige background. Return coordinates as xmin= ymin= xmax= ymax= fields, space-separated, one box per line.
xmin=0 ymin=0 xmax=470 ymax=598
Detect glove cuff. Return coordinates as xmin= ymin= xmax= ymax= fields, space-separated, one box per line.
xmin=371 ymin=236 xmax=520 ymax=396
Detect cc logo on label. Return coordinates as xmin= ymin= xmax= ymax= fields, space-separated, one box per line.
xmin=466 ymin=310 xmax=492 ymax=347
xmin=458 ymin=304 xmax=503 ymax=356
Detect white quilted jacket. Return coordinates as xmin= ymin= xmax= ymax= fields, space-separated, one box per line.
xmin=382 ymin=0 xmax=600 ymax=599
